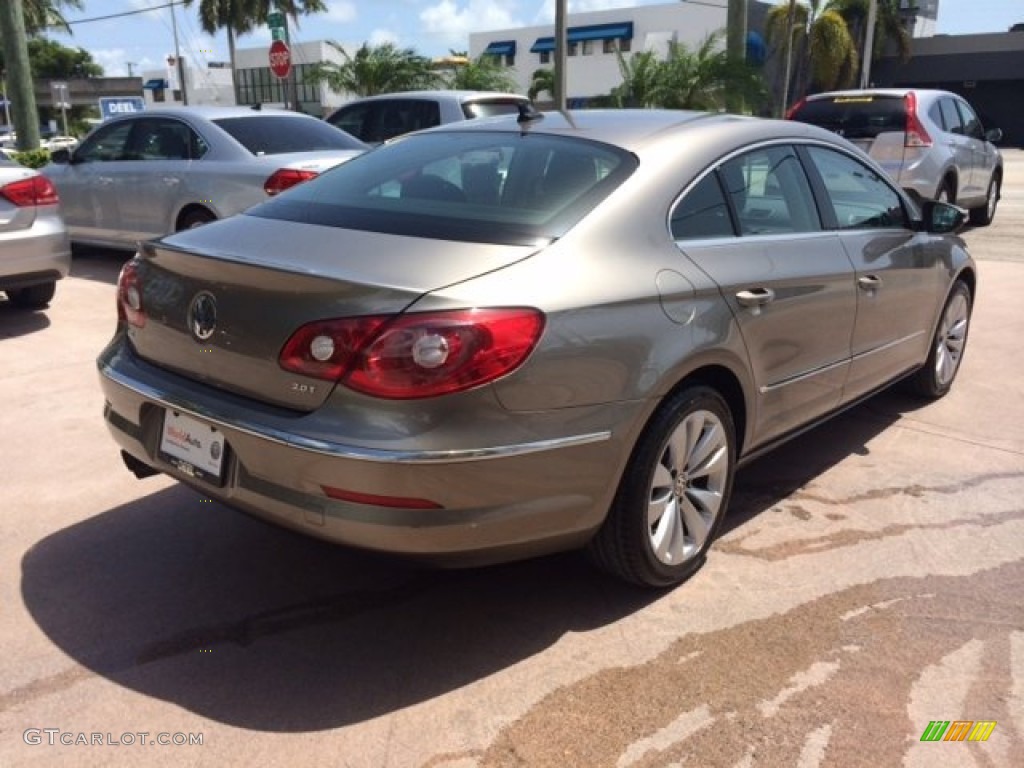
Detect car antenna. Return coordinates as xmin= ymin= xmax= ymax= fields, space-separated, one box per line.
xmin=516 ymin=102 xmax=543 ymax=126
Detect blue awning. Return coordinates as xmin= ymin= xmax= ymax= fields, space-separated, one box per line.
xmin=143 ymin=79 xmax=167 ymax=90
xmin=483 ymin=40 xmax=517 ymax=57
xmin=531 ymin=22 xmax=634 ymax=53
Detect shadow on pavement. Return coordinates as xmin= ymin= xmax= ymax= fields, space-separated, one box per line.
xmin=20 ymin=388 xmax=931 ymax=733
xmin=70 ymin=246 xmax=132 ymax=285
xmin=0 ymin=301 xmax=51 ymax=337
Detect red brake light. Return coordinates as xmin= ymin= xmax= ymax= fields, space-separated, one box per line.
xmin=264 ymin=168 xmax=319 ymax=196
xmin=116 ymin=260 xmax=146 ymax=328
xmin=0 ymin=175 xmax=59 ymax=207
xmin=320 ymin=486 xmax=443 ymax=509
xmin=279 ymin=308 xmax=546 ymax=399
xmin=904 ymin=92 xmax=932 ymax=148
xmin=784 ymin=97 xmax=806 ymax=121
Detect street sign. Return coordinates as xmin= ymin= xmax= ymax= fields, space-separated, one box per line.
xmin=269 ymin=39 xmax=291 ymax=79
xmin=50 ymin=81 xmax=71 ymax=109
xmin=98 ymin=97 xmax=146 ymax=120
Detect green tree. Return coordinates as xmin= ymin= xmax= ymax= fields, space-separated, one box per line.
xmin=184 ymin=0 xmax=327 ymax=102
xmin=656 ymin=31 xmax=767 ymax=111
xmin=610 ymin=49 xmax=664 ymax=108
xmin=830 ymin=0 xmax=911 ymax=82
xmin=23 ymin=38 xmax=102 ymax=78
xmin=23 ymin=0 xmax=82 ymax=36
xmin=528 ymin=68 xmax=554 ymax=102
xmin=444 ymin=54 xmax=517 ymax=92
xmin=308 ymin=42 xmax=440 ymax=97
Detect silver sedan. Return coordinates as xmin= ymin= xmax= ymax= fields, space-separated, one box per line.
xmin=43 ymin=106 xmax=367 ymax=249
xmin=98 ymin=110 xmax=975 ymax=587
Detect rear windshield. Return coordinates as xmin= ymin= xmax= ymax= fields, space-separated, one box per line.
xmin=213 ymin=115 xmax=367 ymax=155
xmin=462 ymin=100 xmax=529 ymax=119
xmin=790 ymin=95 xmax=907 ymax=140
xmin=246 ymin=130 xmax=637 ymax=246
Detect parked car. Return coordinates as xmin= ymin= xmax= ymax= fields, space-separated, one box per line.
xmin=787 ymin=88 xmax=1003 ymax=225
xmin=42 ymin=106 xmax=367 ymax=249
xmin=325 ymin=90 xmax=532 ymax=145
xmin=0 ymin=154 xmax=71 ymax=309
xmin=41 ymin=135 xmax=79 ymax=152
xmin=98 ymin=110 xmax=975 ymax=588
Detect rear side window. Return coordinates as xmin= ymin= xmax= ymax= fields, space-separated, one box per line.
xmin=213 ymin=115 xmax=366 ymax=155
xmin=247 ymin=131 xmax=637 ymax=245
xmin=790 ymin=95 xmax=906 ymax=140
xmin=463 ymin=100 xmax=528 ymax=119
xmin=939 ymin=99 xmax=963 ymax=135
xmin=671 ymin=173 xmax=734 ymax=240
xmin=327 ymin=100 xmax=441 ymax=144
xmin=719 ymin=146 xmax=821 ymax=235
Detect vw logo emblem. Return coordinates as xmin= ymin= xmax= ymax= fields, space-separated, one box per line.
xmin=189 ymin=291 xmax=218 ymax=341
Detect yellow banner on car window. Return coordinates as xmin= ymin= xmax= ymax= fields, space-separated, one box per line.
xmin=833 ymin=97 xmax=874 ymax=103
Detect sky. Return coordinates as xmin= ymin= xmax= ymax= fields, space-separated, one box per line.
xmin=47 ymin=0 xmax=1024 ymax=79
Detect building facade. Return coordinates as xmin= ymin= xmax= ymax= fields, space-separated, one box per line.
xmin=140 ymin=59 xmax=235 ymax=108
xmin=468 ymin=2 xmax=736 ymax=104
xmin=234 ymin=40 xmax=356 ymax=116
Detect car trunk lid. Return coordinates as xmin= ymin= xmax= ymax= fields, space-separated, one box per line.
xmin=126 ymin=214 xmax=536 ymax=411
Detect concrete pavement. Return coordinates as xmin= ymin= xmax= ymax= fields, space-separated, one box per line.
xmin=1 ymin=153 xmax=1022 ymax=767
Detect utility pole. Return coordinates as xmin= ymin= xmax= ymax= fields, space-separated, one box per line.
xmin=170 ymin=1 xmax=188 ymax=105
xmin=126 ymin=62 xmax=135 ymax=77
xmin=726 ymin=0 xmax=748 ymax=114
xmin=554 ymin=0 xmax=567 ymax=111
xmin=860 ymin=0 xmax=879 ymax=89
xmin=780 ymin=0 xmax=798 ymax=117
xmin=0 ymin=0 xmax=41 ymax=150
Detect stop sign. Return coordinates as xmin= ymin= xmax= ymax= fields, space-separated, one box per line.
xmin=269 ymin=39 xmax=291 ymax=79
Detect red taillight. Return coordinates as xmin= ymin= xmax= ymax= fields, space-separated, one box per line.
xmin=784 ymin=97 xmax=807 ymax=121
xmin=904 ymin=92 xmax=932 ymax=148
xmin=0 ymin=175 xmax=59 ymax=207
xmin=279 ymin=308 xmax=546 ymax=399
xmin=264 ymin=168 xmax=319 ymax=196
xmin=320 ymin=485 xmax=442 ymax=509
xmin=116 ymin=260 xmax=146 ymax=328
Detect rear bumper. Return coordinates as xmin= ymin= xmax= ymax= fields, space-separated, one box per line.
xmin=0 ymin=217 xmax=70 ymax=289
xmin=98 ymin=339 xmax=639 ymax=564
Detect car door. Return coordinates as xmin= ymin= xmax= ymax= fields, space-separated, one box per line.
xmin=800 ymin=145 xmax=944 ymax=401
xmin=935 ymin=97 xmax=975 ymax=201
xmin=49 ymin=119 xmax=135 ymax=243
xmin=673 ymin=144 xmax=857 ymax=445
xmin=954 ymin=98 xmax=999 ymax=202
xmin=113 ymin=117 xmax=198 ymax=241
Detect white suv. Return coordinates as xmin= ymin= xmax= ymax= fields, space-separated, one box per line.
xmin=787 ymin=89 xmax=1003 ymax=226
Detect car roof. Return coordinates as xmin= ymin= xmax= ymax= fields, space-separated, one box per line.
xmin=413 ymin=109 xmax=822 ymax=155
xmin=803 ymin=88 xmax=955 ymax=101
xmin=111 ymin=106 xmax=320 ymax=120
xmin=337 ymin=90 xmax=529 ymax=106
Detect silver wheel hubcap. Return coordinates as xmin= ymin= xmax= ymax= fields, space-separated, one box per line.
xmin=934 ymin=292 xmax=969 ymax=387
xmin=647 ymin=409 xmax=729 ymax=565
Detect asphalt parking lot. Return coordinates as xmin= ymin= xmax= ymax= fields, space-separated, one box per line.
xmin=2 ymin=153 xmax=1023 ymax=767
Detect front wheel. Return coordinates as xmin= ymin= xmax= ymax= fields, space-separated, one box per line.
xmin=906 ymin=281 xmax=972 ymax=399
xmin=178 ymin=208 xmax=215 ymax=230
xmin=6 ymin=281 xmax=56 ymax=309
xmin=968 ymin=175 xmax=1000 ymax=227
xmin=589 ymin=386 xmax=736 ymax=588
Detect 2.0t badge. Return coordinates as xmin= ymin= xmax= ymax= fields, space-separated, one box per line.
xmin=188 ymin=291 xmax=218 ymax=341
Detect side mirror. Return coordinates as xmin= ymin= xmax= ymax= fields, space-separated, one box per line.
xmin=921 ymin=200 xmax=966 ymax=234
xmin=985 ymin=127 xmax=1003 ymax=143
xmin=50 ymin=148 xmax=71 ymax=164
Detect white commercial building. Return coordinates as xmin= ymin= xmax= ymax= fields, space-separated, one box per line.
xmin=234 ymin=40 xmax=358 ymax=115
xmin=141 ymin=58 xmax=235 ymax=107
xmin=468 ymin=1 xmax=730 ymax=104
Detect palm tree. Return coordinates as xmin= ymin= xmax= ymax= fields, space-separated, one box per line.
xmin=610 ymin=49 xmax=664 ymax=108
xmin=656 ymin=31 xmax=767 ymax=111
xmin=23 ymin=0 xmax=82 ymax=36
xmin=307 ymin=42 xmax=440 ymax=97
xmin=528 ymin=68 xmax=554 ymax=102
xmin=830 ymin=0 xmax=911 ymax=83
xmin=445 ymin=54 xmax=517 ymax=92
xmin=184 ymin=0 xmax=326 ymax=103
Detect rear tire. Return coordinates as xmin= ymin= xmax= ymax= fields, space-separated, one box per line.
xmin=589 ymin=386 xmax=735 ymax=588
xmin=936 ymin=177 xmax=955 ymax=205
xmin=906 ymin=281 xmax=972 ymax=399
xmin=968 ymin=174 xmax=999 ymax=227
xmin=178 ymin=208 xmax=215 ymax=230
xmin=6 ymin=281 xmax=56 ymax=309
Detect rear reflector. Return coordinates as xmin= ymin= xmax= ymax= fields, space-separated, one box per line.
xmin=116 ymin=259 xmax=146 ymax=328
xmin=0 ymin=175 xmax=59 ymax=206
xmin=784 ymin=97 xmax=806 ymax=121
xmin=321 ymin=485 xmax=443 ymax=509
xmin=264 ymin=168 xmax=319 ymax=196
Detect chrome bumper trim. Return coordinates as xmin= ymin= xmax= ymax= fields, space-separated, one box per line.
xmin=100 ymin=361 xmax=612 ymax=464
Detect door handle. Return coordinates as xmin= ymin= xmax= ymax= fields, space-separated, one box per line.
xmin=858 ymin=275 xmax=883 ymax=291
xmin=735 ymin=287 xmax=775 ymax=307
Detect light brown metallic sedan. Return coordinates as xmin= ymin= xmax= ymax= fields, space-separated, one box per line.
xmin=98 ymin=109 xmax=975 ymax=587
